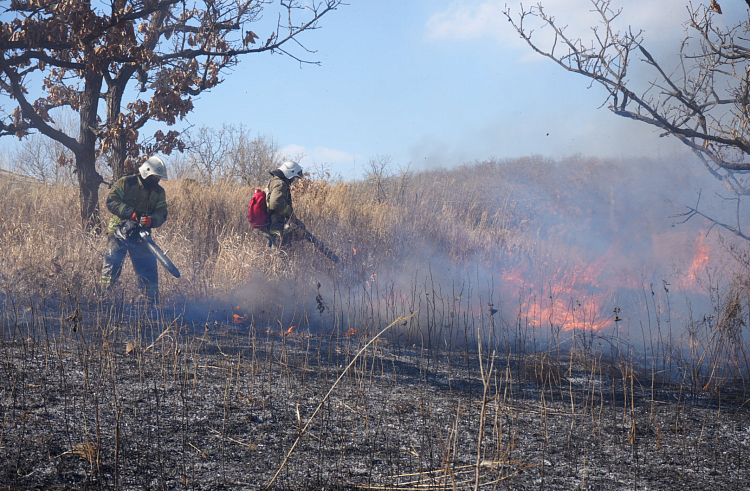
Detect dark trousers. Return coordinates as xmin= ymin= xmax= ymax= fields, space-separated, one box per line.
xmin=100 ymin=233 xmax=159 ymax=301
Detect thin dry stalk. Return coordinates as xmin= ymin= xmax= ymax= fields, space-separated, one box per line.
xmin=265 ymin=311 xmax=417 ymax=490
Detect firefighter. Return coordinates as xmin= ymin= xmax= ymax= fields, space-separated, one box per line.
xmin=261 ymin=160 xmax=306 ymax=247
xmin=100 ymin=156 xmax=168 ymax=303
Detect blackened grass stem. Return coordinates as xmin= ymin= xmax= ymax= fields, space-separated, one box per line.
xmin=265 ymin=311 xmax=418 ymax=490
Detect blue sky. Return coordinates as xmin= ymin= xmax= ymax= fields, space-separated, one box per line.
xmin=172 ymin=1 xmax=746 ymax=178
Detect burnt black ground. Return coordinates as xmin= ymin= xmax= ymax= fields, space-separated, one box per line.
xmin=2 ymin=310 xmax=750 ymax=491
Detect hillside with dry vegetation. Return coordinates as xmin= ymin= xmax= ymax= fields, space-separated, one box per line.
xmin=2 ymin=156 xmax=750 ymax=490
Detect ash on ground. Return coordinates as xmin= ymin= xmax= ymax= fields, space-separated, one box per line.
xmin=2 ymin=314 xmax=749 ymax=491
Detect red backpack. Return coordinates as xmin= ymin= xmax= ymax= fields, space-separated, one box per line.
xmin=248 ymin=188 xmax=269 ymax=228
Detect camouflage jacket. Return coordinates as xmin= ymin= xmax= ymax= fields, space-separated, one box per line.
xmin=266 ymin=173 xmax=293 ymax=219
xmin=106 ymin=175 xmax=168 ymax=234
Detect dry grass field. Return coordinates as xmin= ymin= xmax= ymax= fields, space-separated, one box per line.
xmin=2 ymin=157 xmax=750 ymax=490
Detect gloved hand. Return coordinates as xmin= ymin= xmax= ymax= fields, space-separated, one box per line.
xmin=119 ymin=219 xmax=138 ymax=240
xmin=139 ymin=216 xmax=152 ymax=228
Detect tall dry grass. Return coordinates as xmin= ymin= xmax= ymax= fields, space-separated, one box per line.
xmin=2 ymin=157 xmax=750 ymax=387
xmin=0 ymin=161 xmax=528 ymax=304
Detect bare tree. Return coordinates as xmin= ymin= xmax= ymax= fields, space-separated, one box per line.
xmin=505 ymin=0 xmax=750 ymax=239
xmin=185 ymin=125 xmax=232 ymax=184
xmin=10 ymin=109 xmax=78 ymax=185
xmin=0 ymin=0 xmax=343 ymax=228
xmin=11 ymin=134 xmax=73 ymax=185
xmin=394 ymin=162 xmax=413 ymax=205
xmin=164 ymin=152 xmax=199 ymax=181
xmin=228 ymin=128 xmax=282 ymax=186
xmin=364 ymin=155 xmax=393 ymax=204
xmin=182 ymin=123 xmax=279 ymax=184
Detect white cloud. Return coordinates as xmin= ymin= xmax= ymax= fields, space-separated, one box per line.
xmin=425 ymin=0 xmax=742 ymax=53
xmin=279 ymin=144 xmax=358 ymax=165
xmin=424 ymin=1 xmax=507 ymax=43
xmin=279 ymin=144 xmax=363 ymax=179
xmin=310 ymin=146 xmax=359 ymax=165
xmin=278 ymin=143 xmax=308 ymax=162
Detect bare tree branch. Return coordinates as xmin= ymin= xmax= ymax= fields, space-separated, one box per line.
xmin=505 ymin=0 xmax=750 ymax=239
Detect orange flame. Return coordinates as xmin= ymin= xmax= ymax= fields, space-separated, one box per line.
xmin=344 ymin=328 xmax=356 ymax=337
xmin=677 ymin=232 xmax=711 ymax=294
xmin=262 ymin=325 xmax=297 ymax=336
xmin=233 ymin=314 xmax=248 ymax=324
xmin=501 ymin=246 xmax=621 ymax=331
xmin=499 ymin=227 xmax=732 ymax=331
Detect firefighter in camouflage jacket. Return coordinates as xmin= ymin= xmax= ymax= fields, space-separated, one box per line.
xmin=261 ymin=160 xmax=305 ymax=246
xmin=100 ymin=156 xmax=168 ymax=303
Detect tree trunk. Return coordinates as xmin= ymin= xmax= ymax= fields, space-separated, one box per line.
xmin=76 ymin=148 xmax=102 ymax=230
xmin=106 ymin=76 xmax=130 ymax=181
xmin=77 ymin=72 xmax=105 ymax=230
xmin=109 ymin=133 xmax=128 ymax=182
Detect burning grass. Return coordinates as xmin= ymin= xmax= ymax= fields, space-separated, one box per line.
xmin=2 ymin=156 xmax=750 ymax=488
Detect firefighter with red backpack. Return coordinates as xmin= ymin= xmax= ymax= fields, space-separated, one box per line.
xmin=249 ymin=161 xmax=306 ymax=247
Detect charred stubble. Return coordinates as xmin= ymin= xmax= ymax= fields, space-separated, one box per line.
xmin=0 ymin=301 xmax=749 ymax=490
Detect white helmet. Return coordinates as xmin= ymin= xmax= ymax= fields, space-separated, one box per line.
xmin=277 ymin=160 xmax=303 ymax=180
xmin=139 ymin=156 xmax=168 ymax=180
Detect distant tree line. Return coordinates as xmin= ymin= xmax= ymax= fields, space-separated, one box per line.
xmin=0 ymin=121 xmax=284 ymax=188
xmin=0 ymin=123 xmax=415 ymax=202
